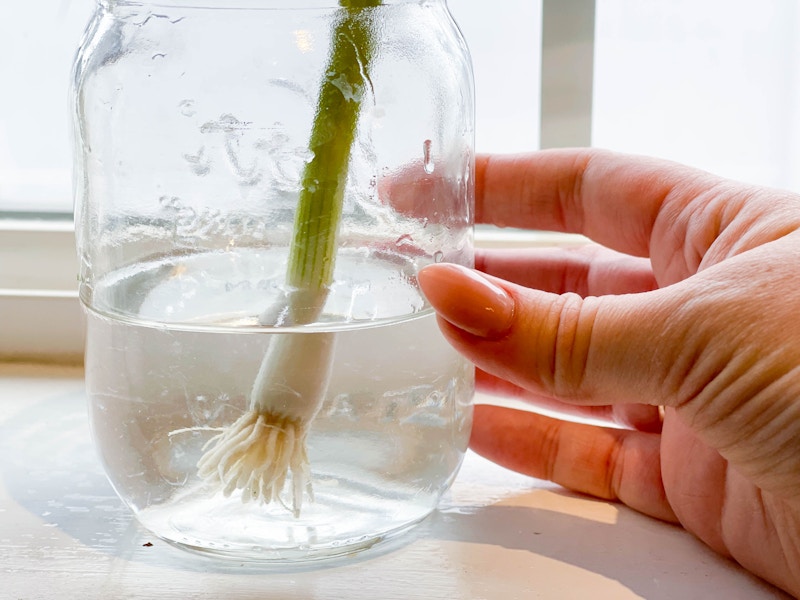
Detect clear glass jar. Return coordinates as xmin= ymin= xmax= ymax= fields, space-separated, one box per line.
xmin=71 ymin=0 xmax=475 ymax=561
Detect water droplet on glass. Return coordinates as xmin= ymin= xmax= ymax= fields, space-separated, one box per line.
xmin=422 ymin=139 xmax=434 ymax=174
xmin=395 ymin=234 xmax=413 ymax=247
xmin=178 ymin=99 xmax=196 ymax=117
xmin=199 ymin=120 xmax=217 ymax=134
xmin=159 ymin=195 xmax=181 ymax=210
xmin=183 ymin=146 xmax=210 ymax=176
xmin=433 ymin=250 xmax=444 ymax=263
xmin=297 ymin=148 xmax=315 ymax=164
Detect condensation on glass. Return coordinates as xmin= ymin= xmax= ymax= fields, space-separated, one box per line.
xmin=72 ymin=0 xmax=475 ymax=561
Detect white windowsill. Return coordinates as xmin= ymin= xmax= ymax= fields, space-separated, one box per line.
xmin=0 ymin=220 xmax=84 ymax=363
xmin=0 ymin=362 xmax=787 ymax=599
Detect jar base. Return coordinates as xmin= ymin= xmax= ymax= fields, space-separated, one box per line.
xmin=133 ymin=486 xmax=435 ymax=563
xmin=157 ymin=520 xmax=425 ymax=564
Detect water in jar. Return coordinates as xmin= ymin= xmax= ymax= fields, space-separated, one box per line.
xmin=83 ymin=246 xmax=474 ymax=561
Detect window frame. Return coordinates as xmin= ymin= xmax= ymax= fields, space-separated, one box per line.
xmin=0 ymin=218 xmax=84 ymax=362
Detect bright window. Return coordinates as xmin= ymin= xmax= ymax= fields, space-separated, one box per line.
xmin=0 ymin=0 xmax=541 ymax=217
xmin=593 ymin=0 xmax=800 ymax=191
xmin=1 ymin=1 xmax=94 ymax=215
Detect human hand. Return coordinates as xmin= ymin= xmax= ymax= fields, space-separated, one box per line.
xmin=418 ymin=149 xmax=800 ymax=597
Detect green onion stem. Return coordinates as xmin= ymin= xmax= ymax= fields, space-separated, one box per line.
xmin=287 ymin=0 xmax=381 ymax=305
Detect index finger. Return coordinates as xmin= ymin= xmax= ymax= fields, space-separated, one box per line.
xmin=476 ymin=149 xmax=721 ymax=260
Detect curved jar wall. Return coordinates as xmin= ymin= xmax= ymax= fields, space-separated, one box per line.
xmin=72 ymin=0 xmax=475 ymax=560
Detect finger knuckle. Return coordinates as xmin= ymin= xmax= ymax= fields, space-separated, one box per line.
xmin=538 ymin=293 xmax=598 ymax=401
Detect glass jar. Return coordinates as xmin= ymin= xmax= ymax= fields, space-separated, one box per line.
xmin=71 ymin=0 xmax=474 ymax=561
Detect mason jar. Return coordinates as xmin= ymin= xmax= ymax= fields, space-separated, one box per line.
xmin=71 ymin=0 xmax=475 ymax=561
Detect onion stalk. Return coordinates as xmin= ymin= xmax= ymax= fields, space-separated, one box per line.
xmin=197 ymin=0 xmax=381 ymax=516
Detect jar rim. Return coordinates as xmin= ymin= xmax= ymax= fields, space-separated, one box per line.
xmin=100 ymin=0 xmax=442 ymax=9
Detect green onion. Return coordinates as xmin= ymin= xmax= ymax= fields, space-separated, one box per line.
xmin=197 ymin=1 xmax=381 ymax=516
xmin=288 ymin=0 xmax=381 ymax=299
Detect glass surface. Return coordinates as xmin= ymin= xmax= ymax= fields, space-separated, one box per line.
xmin=72 ymin=0 xmax=475 ymax=560
xmin=0 ymin=0 xmax=536 ymax=216
xmin=85 ymin=280 xmax=473 ymax=561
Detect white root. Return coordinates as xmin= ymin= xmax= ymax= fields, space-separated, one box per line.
xmin=197 ymin=326 xmax=336 ymax=516
xmin=196 ymin=411 xmax=312 ymax=517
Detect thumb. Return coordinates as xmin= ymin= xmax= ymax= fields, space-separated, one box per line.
xmin=417 ymin=262 xmax=700 ymax=409
xmin=418 ymin=260 xmax=800 ymax=499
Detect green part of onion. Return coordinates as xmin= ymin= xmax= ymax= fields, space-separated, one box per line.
xmin=287 ymin=0 xmax=382 ymax=296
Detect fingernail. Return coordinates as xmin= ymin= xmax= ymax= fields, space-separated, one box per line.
xmin=418 ymin=263 xmax=515 ymax=338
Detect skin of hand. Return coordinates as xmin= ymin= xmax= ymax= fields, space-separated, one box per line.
xmin=417 ymin=149 xmax=800 ymax=597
